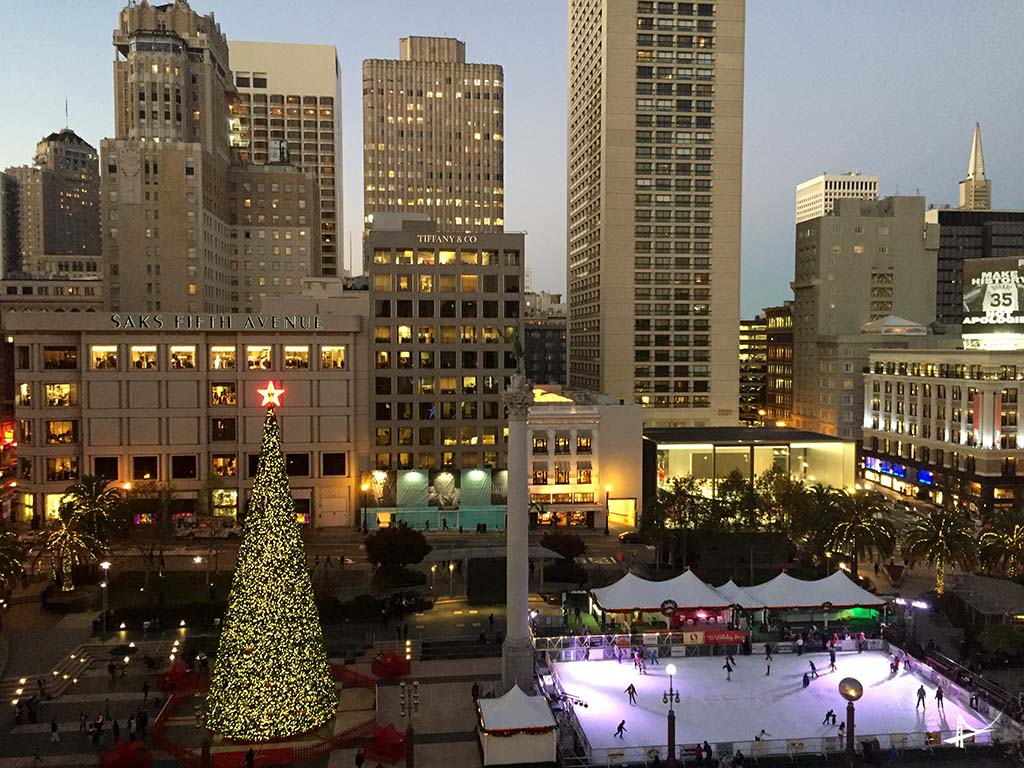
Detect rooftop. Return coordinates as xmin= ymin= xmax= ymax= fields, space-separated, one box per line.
xmin=643 ymin=426 xmax=852 ymax=446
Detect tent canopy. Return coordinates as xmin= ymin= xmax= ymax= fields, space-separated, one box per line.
xmin=478 ymin=685 xmax=556 ymax=733
xmin=591 ymin=569 xmax=888 ymax=612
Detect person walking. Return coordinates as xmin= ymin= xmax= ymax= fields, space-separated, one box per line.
xmin=614 ymin=719 xmax=627 ymax=739
xmin=50 ymin=717 xmax=60 ymax=743
xmin=472 ymin=681 xmax=481 ymax=701
xmin=488 ymin=613 xmax=495 ymax=631
xmin=79 ymin=711 xmax=87 ymax=735
xmin=916 ymin=685 xmax=926 ymax=710
xmin=936 ymin=685 xmax=945 ymax=712
xmin=127 ymin=715 xmax=136 ymax=741
xmin=723 ymin=659 xmax=733 ymax=681
xmin=142 ymin=681 xmax=150 ymax=701
xmin=809 ymin=660 xmax=818 ymax=679
xmin=829 ymin=648 xmax=837 ymax=673
xmin=246 ymin=748 xmax=256 ymax=768
xmin=887 ymin=744 xmax=898 ymax=766
xmin=355 ymin=747 xmax=366 ymax=768
xmin=703 ymin=741 xmax=713 ymax=763
xmin=625 ymin=683 xmax=638 ymax=705
xmin=765 ymin=653 xmax=772 ymax=676
xmin=822 ymin=709 xmax=835 ymax=726
xmin=112 ymin=719 xmax=120 ymax=742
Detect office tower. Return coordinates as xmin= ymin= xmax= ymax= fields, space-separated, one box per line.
xmin=0 ymin=173 xmax=19 ymax=277
xmin=229 ymin=41 xmax=344 ymax=276
xmin=524 ymin=292 xmax=567 ymax=386
xmin=958 ymin=123 xmax=991 ymax=211
xmin=1 ymin=129 xmax=100 ymax=276
xmin=738 ymin=314 xmax=767 ymax=424
xmin=795 ymin=172 xmax=878 ymax=224
xmin=362 ymin=37 xmax=504 ymax=234
xmin=764 ymin=301 xmax=793 ymax=425
xmin=792 ymin=196 xmax=938 ymax=438
xmin=566 ymin=0 xmax=745 ymax=427
xmin=366 ymin=214 xmax=523 ymax=473
xmin=101 ymin=0 xmax=236 ymax=313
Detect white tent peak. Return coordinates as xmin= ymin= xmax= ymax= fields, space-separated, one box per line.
xmin=478 ymin=685 xmax=556 ymax=731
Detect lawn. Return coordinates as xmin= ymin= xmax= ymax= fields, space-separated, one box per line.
xmin=107 ymin=570 xmax=235 ymax=608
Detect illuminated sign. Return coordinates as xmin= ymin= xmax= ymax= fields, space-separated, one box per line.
xmin=415 ymin=234 xmax=479 ymax=244
xmin=962 ymin=256 xmax=1024 ymax=334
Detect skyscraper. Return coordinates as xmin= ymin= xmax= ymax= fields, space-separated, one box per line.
xmin=959 ymin=122 xmax=991 ymax=211
xmin=795 ymin=172 xmax=878 ymax=224
xmin=362 ymin=37 xmax=505 ymax=236
xmin=229 ymin=41 xmax=344 ymax=276
xmin=566 ymin=0 xmax=745 ymax=427
xmin=738 ymin=314 xmax=767 ymax=425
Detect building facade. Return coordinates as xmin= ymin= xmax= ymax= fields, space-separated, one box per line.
xmin=792 ymin=196 xmax=938 ymax=438
xmin=229 ymin=40 xmax=344 ymax=276
xmin=795 ymin=172 xmax=878 ymax=224
xmin=362 ymin=37 xmax=504 ymax=233
xmin=764 ymin=301 xmax=793 ymax=425
xmin=365 ymin=215 xmax=523 ymax=475
xmin=7 ymin=310 xmax=368 ymax=528
xmin=862 ymin=349 xmax=1023 ymax=518
xmin=959 ymin=123 xmax=991 ymax=211
xmin=525 ymin=315 xmax=567 ymax=387
xmin=566 ymin=0 xmax=745 ymax=427
xmin=738 ymin=314 xmax=766 ymax=425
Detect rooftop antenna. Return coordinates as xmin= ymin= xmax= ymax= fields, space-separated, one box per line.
xmin=65 ymin=98 xmax=69 ymax=128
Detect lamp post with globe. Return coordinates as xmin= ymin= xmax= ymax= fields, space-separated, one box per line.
xmin=662 ymin=662 xmax=681 ymax=768
xmin=838 ymin=677 xmax=863 ymax=767
xmin=99 ymin=561 xmax=111 ymax=635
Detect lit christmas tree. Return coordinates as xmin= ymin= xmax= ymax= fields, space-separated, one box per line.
xmin=205 ymin=381 xmax=336 ymax=740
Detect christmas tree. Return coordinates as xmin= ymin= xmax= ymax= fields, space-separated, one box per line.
xmin=205 ymin=382 xmax=336 ymax=740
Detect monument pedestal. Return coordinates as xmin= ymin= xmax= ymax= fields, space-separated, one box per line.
xmin=502 ymin=637 xmax=535 ymax=693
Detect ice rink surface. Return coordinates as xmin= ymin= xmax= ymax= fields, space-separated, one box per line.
xmin=553 ymin=650 xmax=989 ymax=751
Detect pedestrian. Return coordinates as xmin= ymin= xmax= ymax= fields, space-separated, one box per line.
xmin=80 ymin=711 xmax=87 ymax=734
xmin=829 ymin=649 xmax=837 ymax=673
xmin=694 ymin=742 xmax=704 ymax=764
xmin=143 ymin=681 xmax=150 ymax=701
xmin=127 ymin=715 xmax=136 ymax=741
xmin=614 ymin=719 xmax=627 ymax=738
xmin=822 ymin=709 xmax=835 ymax=726
xmin=734 ymin=749 xmax=745 ymax=766
xmin=574 ymin=605 xmax=582 ymax=624
xmin=838 ymin=722 xmax=846 ymax=741
xmin=723 ymin=659 xmax=733 ymax=681
xmin=809 ymin=661 xmax=818 ymax=679
xmin=325 ymin=554 xmax=334 ymax=568
xmin=246 ymin=748 xmax=256 ymax=768
xmin=104 ymin=698 xmax=111 ymax=720
xmin=625 ymin=683 xmax=638 ymax=705
xmin=112 ymin=719 xmax=120 ymax=742
xmin=50 ymin=717 xmax=59 ymax=742
xmin=355 ymin=747 xmax=366 ymax=768
xmin=108 ymin=661 xmax=117 ymax=682
xmin=796 ymin=637 xmax=804 ymax=656
xmin=488 ymin=613 xmax=495 ymax=631
xmin=703 ymin=741 xmax=713 ymax=763
xmin=138 ymin=707 xmax=148 ymax=737
xmin=874 ymin=562 xmax=880 ymax=577
xmin=936 ymin=685 xmax=945 ymax=711
xmin=887 ymin=744 xmax=898 ymax=766
xmin=37 ymin=678 xmax=46 ymax=698
xmin=765 ymin=653 xmax=772 ymax=676
xmin=472 ymin=681 xmax=480 ymax=700
xmin=802 ymin=672 xmax=810 ymax=689
xmin=403 ymin=623 xmax=409 ymax=640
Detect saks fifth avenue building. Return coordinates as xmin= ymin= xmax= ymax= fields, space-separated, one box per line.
xmin=6 ymin=310 xmax=369 ymax=527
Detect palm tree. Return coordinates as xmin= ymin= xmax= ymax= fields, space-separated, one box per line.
xmin=42 ymin=504 xmax=103 ymax=592
xmin=980 ymin=511 xmax=1024 ymax=577
xmin=0 ymin=531 xmax=24 ymax=592
xmin=824 ymin=491 xmax=896 ymax=579
xmin=902 ymin=508 xmax=977 ymax=595
xmin=62 ymin=475 xmax=124 ymax=543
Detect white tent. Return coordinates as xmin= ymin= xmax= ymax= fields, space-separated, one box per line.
xmin=714 ymin=579 xmax=765 ymax=609
xmin=744 ymin=571 xmax=887 ymax=609
xmin=591 ymin=569 xmax=731 ymax=612
xmin=477 ymin=685 xmax=557 ymax=766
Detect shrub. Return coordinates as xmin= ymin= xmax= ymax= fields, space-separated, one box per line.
xmin=540 ymin=531 xmax=587 ymax=562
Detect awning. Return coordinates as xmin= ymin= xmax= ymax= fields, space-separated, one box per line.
xmin=478 ymin=685 xmax=556 ymax=735
xmin=591 ymin=569 xmax=731 ymax=612
xmin=744 ymin=570 xmax=887 ymax=609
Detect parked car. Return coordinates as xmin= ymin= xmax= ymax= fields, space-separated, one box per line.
xmin=17 ymin=531 xmax=44 ymax=545
xmin=617 ymin=530 xmax=646 ymax=544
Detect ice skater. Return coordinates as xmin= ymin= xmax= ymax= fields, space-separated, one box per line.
xmin=723 ymin=659 xmax=733 ymax=681
xmin=916 ymin=685 xmax=927 ymax=710
xmin=802 ymin=672 xmax=810 ymax=689
xmin=765 ymin=652 xmax=772 ymax=676
xmin=625 ymin=683 xmax=637 ymax=705
xmin=650 ymin=647 xmax=659 ymax=665
xmin=808 ymin=660 xmax=818 ymax=679
xmin=837 ymin=721 xmax=846 ymax=741
xmin=614 ymin=719 xmax=627 ymax=738
xmin=634 ymin=650 xmax=641 ymax=671
xmin=829 ymin=648 xmax=837 ymax=672
xmin=754 ymin=729 xmax=771 ymax=741
xmin=936 ymin=685 xmax=945 ymax=712
xmin=822 ymin=709 xmax=836 ymax=726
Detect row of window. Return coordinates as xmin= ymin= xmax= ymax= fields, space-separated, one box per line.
xmin=374 ymin=298 xmax=521 ymax=320
xmin=373 ymin=273 xmax=519 ymax=293
xmin=26 ymin=344 xmax=346 ymax=372
xmin=531 ymin=434 xmax=593 ymax=455
xmin=374 ymin=450 xmax=503 ymax=471
xmin=375 ymin=425 xmax=502 ymax=447
xmin=372 ymin=249 xmax=519 ymax=266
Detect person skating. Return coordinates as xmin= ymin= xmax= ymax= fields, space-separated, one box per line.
xmin=796 ymin=637 xmax=804 ymax=655
xmin=754 ymin=729 xmax=771 ymax=741
xmin=765 ymin=652 xmax=772 ymax=676
xmin=808 ymin=660 xmax=818 ymax=679
xmin=916 ymin=685 xmax=927 ymax=710
xmin=694 ymin=743 xmax=703 ymax=764
xmin=936 ymin=685 xmax=945 ymax=712
xmin=625 ymin=683 xmax=638 ymax=705
xmin=822 ymin=709 xmax=835 ymax=726
xmin=829 ymin=648 xmax=837 ymax=672
xmin=802 ymin=672 xmax=810 ymax=689
xmin=650 ymin=647 xmax=659 ymax=665
xmin=703 ymin=741 xmax=713 ymax=763
xmin=614 ymin=719 xmax=627 ymax=738
xmin=723 ymin=659 xmax=733 ymax=681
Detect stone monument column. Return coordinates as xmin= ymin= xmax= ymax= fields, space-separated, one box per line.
xmin=502 ymin=373 xmax=534 ymax=692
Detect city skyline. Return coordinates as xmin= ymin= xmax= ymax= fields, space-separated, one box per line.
xmin=1 ymin=0 xmax=1023 ymax=315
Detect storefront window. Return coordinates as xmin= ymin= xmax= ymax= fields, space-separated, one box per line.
xmin=284 ymin=345 xmax=309 ymax=369
xmin=91 ymin=345 xmax=118 ymax=370
xmin=130 ymin=346 xmax=157 ymax=369
xmin=45 ymin=493 xmax=64 ymax=520
xmin=210 ymin=345 xmax=236 ymax=370
xmin=213 ymin=489 xmax=237 ymax=518
xmin=211 ymin=383 xmax=237 ymax=406
xmin=246 ymin=345 xmax=271 ymax=369
xmin=169 ymin=345 xmax=196 ymax=369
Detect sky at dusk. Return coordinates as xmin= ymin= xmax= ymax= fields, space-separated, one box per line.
xmin=2 ymin=0 xmax=1022 ymax=316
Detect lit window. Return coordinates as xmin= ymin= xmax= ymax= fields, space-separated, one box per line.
xmin=46 ymin=420 xmax=78 ymax=445
xmin=212 ymin=489 xmax=237 ymax=518
xmin=321 ymin=346 xmax=346 ymax=369
xmin=212 ymin=454 xmax=238 ymax=478
xmin=169 ymin=345 xmax=196 ymax=369
xmin=210 ymin=346 xmax=236 ymax=370
xmin=45 ymin=383 xmax=76 ymax=407
xmin=130 ymin=346 xmax=157 ymax=370
xmin=246 ymin=345 xmax=271 ymax=369
xmin=91 ymin=345 xmax=118 ymax=370
xmin=211 ymin=383 xmax=237 ymax=406
xmin=284 ymin=345 xmax=309 ymax=369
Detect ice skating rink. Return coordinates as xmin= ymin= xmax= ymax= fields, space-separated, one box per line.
xmin=553 ymin=650 xmax=989 ymax=758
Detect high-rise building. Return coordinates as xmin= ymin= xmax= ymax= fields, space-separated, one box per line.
xmin=792 ymin=196 xmax=939 ymax=438
xmin=959 ymin=122 xmax=991 ymax=211
xmin=795 ymin=172 xmax=878 ymax=224
xmin=229 ymin=41 xmax=344 ymax=276
xmin=764 ymin=301 xmax=793 ymax=425
xmin=362 ymin=37 xmax=504 ymax=234
xmin=365 ymin=214 xmax=522 ymax=473
xmin=566 ymin=0 xmax=745 ymax=427
xmin=1 ymin=129 xmax=100 ymax=276
xmin=524 ymin=291 xmax=566 ymax=386
xmin=738 ymin=314 xmax=767 ymax=425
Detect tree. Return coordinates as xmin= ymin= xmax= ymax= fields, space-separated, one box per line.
xmin=42 ymin=503 xmax=102 ymax=592
xmin=717 ymin=469 xmax=757 ymax=531
xmin=205 ymin=407 xmax=335 ymax=740
xmin=902 ymin=508 xmax=977 ymax=595
xmin=364 ymin=525 xmax=432 ymax=571
xmin=119 ymin=481 xmax=177 ymax=599
xmin=980 ymin=511 xmax=1024 ymax=577
xmin=539 ymin=531 xmax=586 ymax=562
xmin=62 ymin=475 xmax=125 ymax=543
xmin=979 ymin=624 xmax=1024 ymax=658
xmin=824 ymin=491 xmax=896 ymax=579
xmin=0 ymin=531 xmax=24 ymax=592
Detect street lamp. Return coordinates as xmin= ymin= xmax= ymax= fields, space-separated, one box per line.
xmin=360 ymin=482 xmax=370 ymax=533
xmin=662 ymin=663 xmax=681 ymax=768
xmin=448 ymin=561 xmax=455 ymax=597
xmin=603 ymin=484 xmax=612 ymax=535
xmin=99 ymin=561 xmax=111 ymax=635
xmin=400 ymin=679 xmax=420 ymax=768
xmin=838 ymin=677 xmax=863 ymax=767
xmin=193 ymin=556 xmax=203 ymax=596
xmin=430 ymin=563 xmax=437 ymax=591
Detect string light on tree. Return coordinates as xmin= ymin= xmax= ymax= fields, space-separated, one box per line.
xmin=204 ymin=380 xmax=335 ymax=740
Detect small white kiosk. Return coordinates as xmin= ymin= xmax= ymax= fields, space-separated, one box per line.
xmin=477 ymin=685 xmax=557 ymax=766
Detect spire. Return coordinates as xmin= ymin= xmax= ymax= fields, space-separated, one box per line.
xmin=967 ymin=122 xmax=986 ymax=180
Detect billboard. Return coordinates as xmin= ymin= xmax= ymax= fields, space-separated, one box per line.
xmin=962 ymin=256 xmax=1024 ymax=334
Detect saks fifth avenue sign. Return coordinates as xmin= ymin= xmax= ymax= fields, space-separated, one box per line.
xmin=110 ymin=313 xmax=323 ymax=330
xmin=415 ymin=233 xmax=478 ymax=244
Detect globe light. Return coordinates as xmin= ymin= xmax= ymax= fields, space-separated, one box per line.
xmin=665 ymin=663 xmax=677 ymax=677
xmin=839 ymin=677 xmax=863 ymax=702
